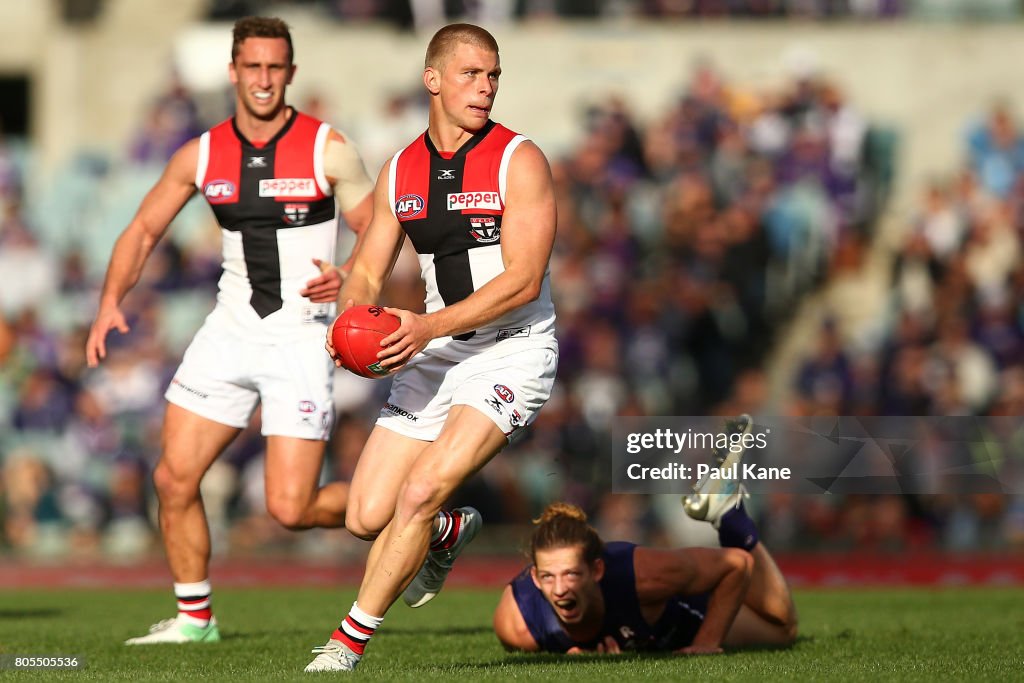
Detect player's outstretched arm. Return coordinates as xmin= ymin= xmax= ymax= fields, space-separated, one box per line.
xmin=325 ymin=159 xmax=406 ymax=366
xmin=493 ymin=585 xmax=541 ymax=652
xmin=85 ymin=139 xmax=199 ymax=367
xmin=633 ymin=546 xmax=753 ymax=655
xmin=338 ymin=158 xmax=407 ymax=306
xmin=375 ymin=141 xmax=556 ymax=369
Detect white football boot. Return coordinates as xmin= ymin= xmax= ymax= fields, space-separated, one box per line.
xmin=683 ymin=414 xmax=753 ymax=528
xmin=403 ymin=507 xmax=482 ymax=608
xmin=304 ymin=639 xmax=361 ymax=673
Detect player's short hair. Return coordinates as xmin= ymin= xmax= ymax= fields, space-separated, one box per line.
xmin=424 ymin=23 xmax=499 ymax=70
xmin=530 ymin=502 xmax=604 ymax=566
xmin=232 ymin=16 xmax=293 ymax=65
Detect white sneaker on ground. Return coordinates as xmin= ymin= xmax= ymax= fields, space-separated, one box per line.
xmin=304 ymin=639 xmax=361 ymax=673
xmin=124 ymin=615 xmax=220 ymax=644
xmin=683 ymin=414 xmax=753 ymax=528
xmin=402 ymin=507 xmax=482 ymax=608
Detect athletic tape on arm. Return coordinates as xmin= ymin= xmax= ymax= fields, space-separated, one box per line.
xmin=323 ymin=132 xmax=375 ymax=212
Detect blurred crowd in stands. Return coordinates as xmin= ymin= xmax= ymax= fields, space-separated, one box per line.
xmin=3 ymin=35 xmax=1023 ymax=563
xmin=209 ymin=0 xmax=907 ymax=26
xmin=205 ymin=0 xmax=1024 ymax=25
xmin=785 ymin=100 xmax=1024 ymax=552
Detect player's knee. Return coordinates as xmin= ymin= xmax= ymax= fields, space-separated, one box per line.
xmin=779 ymin=601 xmax=799 ymax=645
xmin=152 ymin=461 xmax=199 ymax=506
xmin=266 ymin=498 xmax=311 ymax=531
xmin=344 ymin=495 xmax=389 ymax=539
xmin=494 ymin=629 xmax=519 ymax=652
xmin=344 ymin=510 xmax=384 ymax=540
xmin=396 ymin=478 xmax=446 ymax=522
xmin=782 ymin=615 xmax=799 ymax=646
xmin=723 ymin=547 xmax=754 ymax=580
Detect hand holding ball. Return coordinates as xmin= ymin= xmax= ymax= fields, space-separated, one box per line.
xmin=331 ymin=305 xmax=401 ymax=378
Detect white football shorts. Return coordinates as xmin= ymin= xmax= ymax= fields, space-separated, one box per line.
xmin=165 ymin=321 xmax=334 ymax=440
xmin=376 ymin=345 xmax=558 ymax=442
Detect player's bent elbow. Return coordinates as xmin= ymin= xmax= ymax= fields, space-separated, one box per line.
xmin=493 ymin=622 xmax=538 ymax=653
xmin=493 ymin=627 xmax=517 ymax=651
xmin=514 ymin=279 xmax=543 ymax=305
xmin=499 ymin=638 xmax=535 ymax=653
xmin=493 ymin=591 xmax=539 ymax=652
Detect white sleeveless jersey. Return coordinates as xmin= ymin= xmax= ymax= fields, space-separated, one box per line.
xmin=388 ymin=121 xmax=557 ymax=361
xmin=195 ymin=111 xmax=338 ymax=343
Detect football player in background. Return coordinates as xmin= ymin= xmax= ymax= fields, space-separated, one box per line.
xmin=86 ymin=16 xmax=374 ymax=644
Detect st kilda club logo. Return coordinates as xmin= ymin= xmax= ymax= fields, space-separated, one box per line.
xmin=283 ymin=203 xmax=310 ymax=225
xmin=469 ymin=216 xmax=500 ymax=243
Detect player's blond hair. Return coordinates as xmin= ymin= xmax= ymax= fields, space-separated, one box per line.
xmin=530 ymin=502 xmax=604 ymax=565
xmin=232 ymin=16 xmax=293 ymax=65
xmin=424 ymin=23 xmax=499 ymax=71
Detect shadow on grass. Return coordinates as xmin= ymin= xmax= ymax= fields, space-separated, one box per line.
xmin=216 ymin=625 xmax=493 ymax=642
xmin=379 ymin=626 xmax=493 ymax=637
xmin=409 ymin=653 xmax=645 ymax=672
xmin=728 ymin=635 xmax=813 ymax=653
xmin=504 ymin=652 xmax=644 ymax=665
xmin=405 ymin=640 xmax=809 ymax=672
xmin=0 ymin=608 xmax=63 ymax=619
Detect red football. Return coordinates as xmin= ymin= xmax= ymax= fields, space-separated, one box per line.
xmin=331 ymin=305 xmax=401 ymax=378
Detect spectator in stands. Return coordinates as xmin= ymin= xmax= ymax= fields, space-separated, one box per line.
xmin=965 ymin=101 xmax=1024 ymax=199
xmin=129 ymin=73 xmax=203 ymax=166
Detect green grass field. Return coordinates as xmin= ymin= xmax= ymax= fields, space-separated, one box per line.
xmin=1 ymin=587 xmax=1022 ymax=681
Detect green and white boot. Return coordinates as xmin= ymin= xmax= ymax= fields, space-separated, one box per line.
xmin=124 ymin=615 xmax=220 ymax=644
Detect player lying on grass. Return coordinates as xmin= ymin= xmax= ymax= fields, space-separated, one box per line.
xmin=494 ymin=417 xmax=797 ymax=654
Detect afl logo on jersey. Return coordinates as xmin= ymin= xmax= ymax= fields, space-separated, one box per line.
xmin=203 ymin=179 xmax=235 ymax=203
xmin=493 ymin=384 xmax=515 ymax=403
xmin=469 ymin=217 xmax=500 ymax=243
xmin=395 ymin=194 xmax=424 ymax=219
